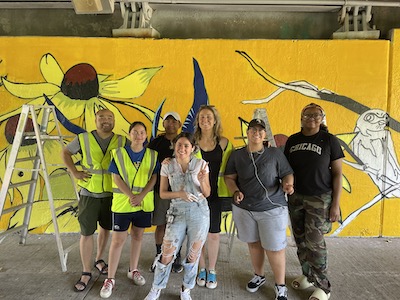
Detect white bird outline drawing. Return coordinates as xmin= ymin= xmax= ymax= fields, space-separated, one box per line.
xmin=236 ymin=50 xmax=400 ymax=235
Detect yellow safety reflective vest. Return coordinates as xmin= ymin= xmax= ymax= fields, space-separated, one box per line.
xmin=78 ymin=132 xmax=126 ymax=193
xmin=217 ymin=141 xmax=234 ymax=197
xmin=111 ymin=147 xmax=158 ymax=213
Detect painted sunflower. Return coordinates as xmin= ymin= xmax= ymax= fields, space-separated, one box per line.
xmin=0 ymin=53 xmax=163 ymax=141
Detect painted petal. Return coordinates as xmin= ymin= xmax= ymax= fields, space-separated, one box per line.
xmin=50 ymin=92 xmax=86 ymax=120
xmin=2 ymin=78 xmax=59 ymax=99
xmin=40 ymin=53 xmax=64 ymax=86
xmin=342 ymin=174 xmax=351 ymax=193
xmin=98 ymin=74 xmax=111 ymax=82
xmin=99 ymin=66 xmax=162 ymax=99
xmin=83 ymin=102 xmax=98 ymax=133
xmin=120 ymin=101 xmax=163 ymax=132
xmin=0 ymin=98 xmax=44 ymax=123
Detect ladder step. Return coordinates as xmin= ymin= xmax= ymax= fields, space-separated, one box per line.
xmin=2 ymin=202 xmax=30 ymax=215
xmin=55 ymin=200 xmax=78 ymax=213
xmin=0 ymin=104 xmax=80 ymax=272
xmin=0 ymin=224 xmax=27 ymax=237
xmin=2 ymin=200 xmax=77 ymax=215
xmin=23 ymin=134 xmax=64 ymax=141
xmin=13 ymin=167 xmax=42 ymax=172
xmin=64 ymin=241 xmax=79 ymax=254
xmin=23 ymin=133 xmax=75 ymax=140
xmin=15 ymin=156 xmax=40 ymax=163
xmin=9 ymin=179 xmax=37 ymax=189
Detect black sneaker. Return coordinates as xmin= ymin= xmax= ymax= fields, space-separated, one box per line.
xmin=246 ymin=274 xmax=266 ymax=293
xmin=149 ymin=254 xmax=160 ymax=273
xmin=172 ymin=255 xmax=183 ymax=273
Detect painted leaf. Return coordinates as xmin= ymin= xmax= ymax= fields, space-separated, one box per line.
xmin=183 ymin=58 xmax=208 ymax=133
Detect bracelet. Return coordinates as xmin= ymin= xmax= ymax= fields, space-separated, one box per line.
xmin=233 ymin=190 xmax=240 ymax=195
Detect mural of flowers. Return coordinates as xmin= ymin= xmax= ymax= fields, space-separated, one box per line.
xmin=0 ymin=53 xmax=163 ymax=232
xmin=0 ymin=53 xmax=163 ymax=140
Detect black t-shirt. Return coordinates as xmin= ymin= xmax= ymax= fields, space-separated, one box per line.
xmin=284 ymin=130 xmax=345 ymax=196
xmin=148 ymin=135 xmax=174 ymax=193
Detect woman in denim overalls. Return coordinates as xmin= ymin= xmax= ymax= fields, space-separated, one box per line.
xmin=144 ymin=132 xmax=211 ymax=300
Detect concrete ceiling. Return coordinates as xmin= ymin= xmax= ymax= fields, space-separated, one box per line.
xmin=0 ymin=0 xmax=399 ymax=39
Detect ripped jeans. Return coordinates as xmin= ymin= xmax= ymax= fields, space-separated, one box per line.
xmin=152 ymin=199 xmax=210 ymax=290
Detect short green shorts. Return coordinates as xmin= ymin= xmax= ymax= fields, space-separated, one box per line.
xmin=78 ymin=195 xmax=112 ymax=236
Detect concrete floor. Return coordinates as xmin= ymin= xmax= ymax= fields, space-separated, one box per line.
xmin=0 ymin=233 xmax=399 ymax=300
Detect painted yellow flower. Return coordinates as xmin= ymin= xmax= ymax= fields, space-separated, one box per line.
xmin=0 ymin=53 xmax=163 ymax=233
xmin=0 ymin=53 xmax=163 ymax=140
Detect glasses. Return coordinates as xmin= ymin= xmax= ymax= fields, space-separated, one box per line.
xmin=302 ymin=113 xmax=324 ymax=120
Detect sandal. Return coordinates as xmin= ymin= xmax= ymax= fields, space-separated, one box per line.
xmin=309 ymin=288 xmax=331 ymax=300
xmin=74 ymin=272 xmax=92 ymax=292
xmin=94 ymin=259 xmax=108 ymax=275
xmin=292 ymin=275 xmax=314 ymax=290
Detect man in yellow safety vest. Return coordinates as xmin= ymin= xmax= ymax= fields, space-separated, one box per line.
xmin=61 ymin=109 xmax=127 ymax=292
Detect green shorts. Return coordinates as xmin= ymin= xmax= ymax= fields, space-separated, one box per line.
xmin=78 ymin=195 xmax=112 ymax=236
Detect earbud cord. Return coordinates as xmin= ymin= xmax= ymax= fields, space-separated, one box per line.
xmin=249 ymin=148 xmax=284 ymax=208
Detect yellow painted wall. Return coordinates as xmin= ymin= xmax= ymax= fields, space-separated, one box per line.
xmin=383 ymin=30 xmax=400 ymax=236
xmin=0 ymin=35 xmax=398 ymax=236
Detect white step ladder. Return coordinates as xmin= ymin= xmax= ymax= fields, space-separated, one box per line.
xmin=252 ymin=108 xmax=276 ymax=147
xmin=0 ymin=104 xmax=79 ymax=272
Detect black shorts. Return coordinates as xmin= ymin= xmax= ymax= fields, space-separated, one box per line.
xmin=112 ymin=210 xmax=152 ymax=232
xmin=208 ymin=196 xmax=222 ymax=233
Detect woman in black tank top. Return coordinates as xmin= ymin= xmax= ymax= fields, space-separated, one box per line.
xmin=193 ymin=105 xmax=229 ymax=290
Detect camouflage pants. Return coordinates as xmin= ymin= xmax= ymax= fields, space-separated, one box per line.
xmin=288 ymin=192 xmax=332 ymax=293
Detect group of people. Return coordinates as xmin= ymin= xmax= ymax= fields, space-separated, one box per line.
xmin=61 ymin=102 xmax=344 ymax=300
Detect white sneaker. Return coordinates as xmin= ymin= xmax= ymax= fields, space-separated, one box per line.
xmin=100 ymin=278 xmax=115 ymax=299
xmin=206 ymin=270 xmax=217 ymax=289
xmin=144 ymin=287 xmax=161 ymax=300
xmin=274 ymin=284 xmax=288 ymax=300
xmin=180 ymin=287 xmax=192 ymax=300
xmin=246 ymin=274 xmax=266 ymax=292
xmin=127 ymin=269 xmax=146 ymax=286
xmin=196 ymin=268 xmax=207 ymax=287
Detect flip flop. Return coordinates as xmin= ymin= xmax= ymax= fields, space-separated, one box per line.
xmin=74 ymin=272 xmax=92 ymax=292
xmin=292 ymin=275 xmax=314 ymax=290
xmin=309 ymin=288 xmax=331 ymax=300
xmin=94 ymin=259 xmax=108 ymax=275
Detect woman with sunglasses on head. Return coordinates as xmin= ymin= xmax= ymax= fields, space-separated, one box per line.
xmin=193 ymin=105 xmax=234 ymax=290
xmin=284 ymin=103 xmax=344 ymax=300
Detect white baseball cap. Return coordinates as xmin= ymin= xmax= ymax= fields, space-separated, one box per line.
xmin=163 ymin=111 xmax=181 ymax=122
